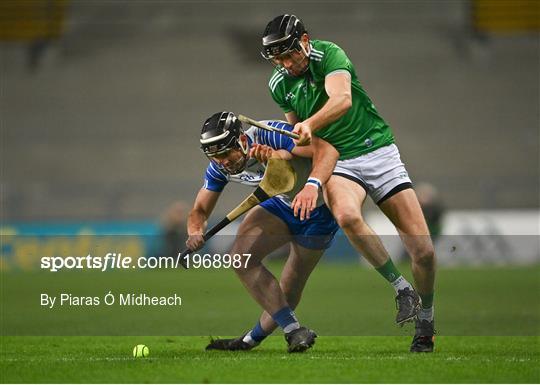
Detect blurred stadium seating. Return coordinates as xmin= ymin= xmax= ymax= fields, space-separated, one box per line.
xmin=2 ymin=1 xmax=538 ymax=224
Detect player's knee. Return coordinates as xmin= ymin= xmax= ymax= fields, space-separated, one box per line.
xmin=413 ymin=245 xmax=436 ymax=270
xmin=334 ymin=210 xmax=364 ymax=230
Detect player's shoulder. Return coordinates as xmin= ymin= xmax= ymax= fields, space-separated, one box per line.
xmin=268 ymin=68 xmax=287 ymax=94
xmin=244 ymin=124 xmax=257 ymax=142
xmin=206 ymin=160 xmax=228 ymax=179
xmin=310 ymin=39 xmax=335 ymax=51
xmin=310 ymin=40 xmax=345 ymax=60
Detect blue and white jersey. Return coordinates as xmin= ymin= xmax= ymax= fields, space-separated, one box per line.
xmin=203 ymin=120 xmax=323 ymax=207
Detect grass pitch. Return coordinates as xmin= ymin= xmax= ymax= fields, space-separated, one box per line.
xmin=1 ymin=264 xmax=539 ymax=383
xmin=1 ymin=336 xmax=538 ymax=383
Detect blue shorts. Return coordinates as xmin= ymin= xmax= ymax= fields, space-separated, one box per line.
xmin=259 ymin=197 xmax=339 ymax=250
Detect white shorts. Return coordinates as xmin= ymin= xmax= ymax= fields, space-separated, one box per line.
xmin=333 ymin=144 xmax=413 ymax=204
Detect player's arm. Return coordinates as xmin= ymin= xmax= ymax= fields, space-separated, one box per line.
xmin=294 ymin=72 xmax=352 ymax=145
xmin=306 ymin=136 xmax=339 ymax=184
xmin=285 ymin=111 xmax=300 ymax=125
xmin=249 ymin=144 xmax=292 ymax=162
xmin=248 ymin=127 xmax=316 ymax=161
xmin=248 ymin=123 xmax=298 ymax=163
xmin=291 ymin=137 xmax=339 ymax=220
xmin=250 ymin=122 xmax=337 ymax=182
xmin=186 ymin=188 xmax=220 ymax=251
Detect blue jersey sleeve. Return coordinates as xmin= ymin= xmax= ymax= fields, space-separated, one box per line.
xmin=203 ymin=162 xmax=228 ymax=192
xmin=256 ymin=121 xmax=295 ymax=152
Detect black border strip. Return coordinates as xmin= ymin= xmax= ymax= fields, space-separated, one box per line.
xmin=332 ymin=172 xmax=369 ymax=191
xmin=376 ymin=182 xmax=413 ymax=205
xmin=253 ymin=186 xmax=271 ymax=202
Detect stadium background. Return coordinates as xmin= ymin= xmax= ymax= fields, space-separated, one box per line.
xmin=1 ymin=1 xmax=539 ymax=383
xmin=2 ymin=0 xmax=538 ymax=259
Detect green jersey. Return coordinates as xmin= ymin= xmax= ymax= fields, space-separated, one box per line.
xmin=268 ymin=39 xmax=394 ymax=160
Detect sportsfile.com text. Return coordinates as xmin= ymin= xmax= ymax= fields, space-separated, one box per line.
xmin=40 ymin=253 xmax=252 ymax=272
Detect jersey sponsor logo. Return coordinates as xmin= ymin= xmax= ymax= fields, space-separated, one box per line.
xmin=364 ymin=138 xmax=373 ymax=147
xmin=285 ymin=92 xmax=296 ymax=102
xmin=228 ymin=159 xmax=265 ymax=186
xmin=236 ymin=171 xmax=263 ymax=182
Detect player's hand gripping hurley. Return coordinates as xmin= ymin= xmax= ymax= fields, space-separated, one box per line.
xmin=178 ymin=158 xmax=297 ymax=268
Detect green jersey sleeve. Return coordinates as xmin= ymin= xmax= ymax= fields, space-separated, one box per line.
xmin=321 ymin=43 xmax=354 ymax=76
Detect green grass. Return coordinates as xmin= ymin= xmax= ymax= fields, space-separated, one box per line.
xmin=1 ymin=336 xmax=539 ymax=383
xmin=2 ymin=264 xmax=539 ymax=336
xmin=1 ymin=264 xmax=539 ymax=382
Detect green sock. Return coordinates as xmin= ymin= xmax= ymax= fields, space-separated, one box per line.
xmin=375 ymin=258 xmax=402 ymax=283
xmin=419 ymin=292 xmax=434 ymax=308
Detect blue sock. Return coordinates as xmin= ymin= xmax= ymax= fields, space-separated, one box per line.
xmin=272 ymin=306 xmax=300 ymax=333
xmin=249 ymin=322 xmax=268 ymax=343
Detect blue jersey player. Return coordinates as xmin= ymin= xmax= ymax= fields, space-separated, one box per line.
xmin=186 ymin=111 xmax=339 ymax=353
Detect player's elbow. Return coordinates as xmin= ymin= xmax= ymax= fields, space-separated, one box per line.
xmin=335 ymin=93 xmax=352 ymax=117
xmin=341 ymin=93 xmax=352 ymax=112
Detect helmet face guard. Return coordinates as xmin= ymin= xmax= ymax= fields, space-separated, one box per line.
xmin=261 ymin=35 xmax=302 ymax=60
xmin=219 ymin=148 xmax=248 ymax=175
xmin=200 ymin=130 xmax=236 ymax=157
xmin=200 ymin=112 xmax=249 ymax=174
xmin=261 ymin=14 xmax=309 ymax=76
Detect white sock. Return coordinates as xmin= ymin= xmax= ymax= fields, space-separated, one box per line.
xmin=391 ymin=275 xmax=413 ymax=293
xmin=242 ymin=333 xmax=260 ymax=347
xmin=418 ymin=306 xmax=434 ymax=322
xmin=283 ymin=322 xmax=300 ymax=334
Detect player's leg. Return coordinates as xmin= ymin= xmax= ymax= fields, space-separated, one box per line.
xmin=238 ymin=201 xmax=338 ymax=352
xmin=256 ymin=243 xmax=324 ymax=335
xmin=207 ymin=205 xmax=293 ymax=351
xmin=229 ymin=205 xmax=293 ymax=317
xmin=207 ymin=200 xmax=334 ymax=352
xmin=207 ymin=242 xmax=323 ymax=352
xmin=378 ymin=188 xmax=436 ymax=352
xmin=209 ymin=200 xmax=320 ymax=352
xmin=252 ymin=243 xmax=323 ymax=352
xmin=379 ymin=189 xmax=435 ymax=296
xmin=279 ymin=242 xmax=322 ymax=352
xmin=324 ymin=174 xmax=417 ymax=323
xmin=281 ymin=243 xmax=324 ymax=310
xmin=324 ymin=175 xmax=388 ymax=265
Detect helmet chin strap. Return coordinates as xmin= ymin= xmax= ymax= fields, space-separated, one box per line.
xmin=239 ymin=136 xmax=249 ymax=155
xmin=300 ymin=39 xmax=311 ymax=57
xmin=226 ymin=139 xmax=249 ymax=174
xmin=291 ymin=40 xmax=310 ymax=75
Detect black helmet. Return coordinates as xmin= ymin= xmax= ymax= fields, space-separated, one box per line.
xmin=200 ymin=111 xmax=244 ymax=157
xmin=261 ymin=14 xmax=307 ymax=60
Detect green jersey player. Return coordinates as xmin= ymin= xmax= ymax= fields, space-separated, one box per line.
xmin=261 ymin=14 xmax=437 ymax=353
